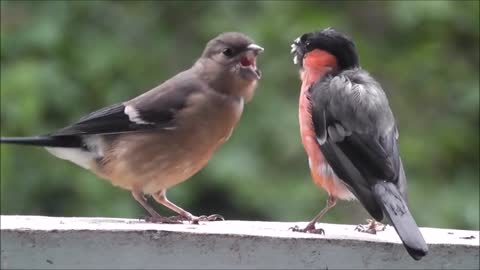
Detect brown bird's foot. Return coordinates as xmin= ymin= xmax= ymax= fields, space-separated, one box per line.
xmin=190 ymin=214 xmax=225 ymax=225
xmin=289 ymin=223 xmax=325 ymax=235
xmin=144 ymin=215 xmax=184 ymax=224
xmin=355 ymin=219 xmax=386 ymax=234
xmin=151 ymin=190 xmax=223 ymax=225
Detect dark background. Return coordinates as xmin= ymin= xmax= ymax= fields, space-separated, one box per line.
xmin=1 ymin=0 xmax=478 ymax=230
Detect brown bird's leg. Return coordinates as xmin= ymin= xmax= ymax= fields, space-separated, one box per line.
xmin=355 ymin=219 xmax=387 ymax=234
xmin=290 ymin=195 xmax=337 ymax=235
xmin=131 ymin=191 xmax=182 ymax=224
xmin=152 ymin=190 xmax=224 ymax=225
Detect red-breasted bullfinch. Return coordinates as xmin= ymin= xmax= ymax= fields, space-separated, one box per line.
xmin=290 ymin=28 xmax=427 ymax=260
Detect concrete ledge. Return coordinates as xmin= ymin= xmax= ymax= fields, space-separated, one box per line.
xmin=0 ymin=215 xmax=478 ymax=269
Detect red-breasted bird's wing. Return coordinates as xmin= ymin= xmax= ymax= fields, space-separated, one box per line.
xmin=309 ymin=68 xmax=401 ymax=221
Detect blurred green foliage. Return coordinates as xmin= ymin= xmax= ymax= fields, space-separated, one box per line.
xmin=1 ymin=0 xmax=478 ymax=230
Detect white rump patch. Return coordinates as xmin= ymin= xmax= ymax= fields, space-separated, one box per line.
xmin=45 ymin=147 xmax=94 ymax=170
xmin=45 ymin=135 xmax=106 ymax=170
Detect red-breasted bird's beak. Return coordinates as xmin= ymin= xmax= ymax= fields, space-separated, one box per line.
xmin=239 ymin=44 xmax=264 ymax=80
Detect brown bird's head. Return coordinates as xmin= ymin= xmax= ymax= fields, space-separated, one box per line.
xmin=291 ymin=28 xmax=359 ymax=75
xmin=195 ymin=32 xmax=264 ymax=102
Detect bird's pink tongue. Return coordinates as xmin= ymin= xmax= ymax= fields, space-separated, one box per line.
xmin=241 ymin=57 xmax=252 ymax=67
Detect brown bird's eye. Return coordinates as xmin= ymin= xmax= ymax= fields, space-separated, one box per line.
xmin=222 ymin=48 xmax=234 ymax=57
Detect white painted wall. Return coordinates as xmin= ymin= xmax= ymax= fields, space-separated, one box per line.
xmin=1 ymin=215 xmax=478 ymax=269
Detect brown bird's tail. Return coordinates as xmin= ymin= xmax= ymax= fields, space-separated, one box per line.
xmin=0 ymin=136 xmax=82 ymax=147
xmin=373 ymin=181 xmax=428 ymax=260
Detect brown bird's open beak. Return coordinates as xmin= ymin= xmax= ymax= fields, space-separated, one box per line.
xmin=239 ymin=43 xmax=264 ymax=80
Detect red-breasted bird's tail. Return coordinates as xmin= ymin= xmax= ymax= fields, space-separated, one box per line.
xmin=373 ymin=181 xmax=428 ymax=260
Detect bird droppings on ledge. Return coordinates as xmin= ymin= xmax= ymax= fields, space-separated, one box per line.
xmin=1 ymin=215 xmax=479 ymax=269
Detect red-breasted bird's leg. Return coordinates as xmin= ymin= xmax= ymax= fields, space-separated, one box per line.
xmin=131 ymin=191 xmax=182 ymax=224
xmin=290 ymin=195 xmax=337 ymax=234
xmin=152 ymin=190 xmax=224 ymax=225
xmin=355 ymin=219 xmax=387 ymax=234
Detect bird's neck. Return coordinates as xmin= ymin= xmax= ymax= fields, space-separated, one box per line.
xmin=301 ymin=50 xmax=338 ymax=85
xmin=193 ymin=59 xmax=257 ymax=102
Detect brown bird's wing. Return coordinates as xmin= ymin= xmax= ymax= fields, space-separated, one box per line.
xmin=50 ymin=79 xmax=197 ymax=136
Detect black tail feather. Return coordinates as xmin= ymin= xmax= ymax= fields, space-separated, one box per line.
xmin=0 ymin=136 xmax=82 ymax=147
xmin=373 ymin=181 xmax=428 ymax=260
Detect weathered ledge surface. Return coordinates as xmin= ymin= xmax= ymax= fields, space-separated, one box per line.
xmin=1 ymin=215 xmax=478 ymax=269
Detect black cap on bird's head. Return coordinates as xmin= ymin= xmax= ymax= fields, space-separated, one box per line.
xmin=291 ymin=28 xmax=359 ymax=70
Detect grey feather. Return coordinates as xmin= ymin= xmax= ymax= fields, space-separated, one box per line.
xmin=309 ymin=67 xmax=427 ymax=259
xmin=309 ymin=68 xmax=403 ymax=220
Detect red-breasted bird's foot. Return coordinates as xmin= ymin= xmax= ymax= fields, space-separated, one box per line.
xmin=355 ymin=219 xmax=386 ymax=234
xmin=289 ymin=223 xmax=325 ymax=235
xmin=190 ymin=214 xmax=225 ymax=225
xmin=289 ymin=196 xmax=336 ymax=235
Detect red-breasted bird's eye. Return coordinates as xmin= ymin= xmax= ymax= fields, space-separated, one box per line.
xmin=305 ymin=41 xmax=311 ymax=50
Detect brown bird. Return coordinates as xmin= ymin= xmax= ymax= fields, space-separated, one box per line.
xmin=0 ymin=32 xmax=264 ymax=224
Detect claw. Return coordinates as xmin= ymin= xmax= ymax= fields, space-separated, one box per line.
xmin=190 ymin=214 xmax=225 ymax=224
xmin=206 ymin=214 xmax=225 ymax=221
xmin=355 ymin=219 xmax=386 ymax=234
